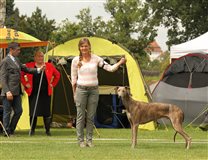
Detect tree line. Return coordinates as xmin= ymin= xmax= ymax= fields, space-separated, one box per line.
xmin=5 ymin=0 xmax=208 ymax=72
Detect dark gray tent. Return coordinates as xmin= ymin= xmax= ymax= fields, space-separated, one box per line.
xmin=152 ymin=53 xmax=208 ymax=124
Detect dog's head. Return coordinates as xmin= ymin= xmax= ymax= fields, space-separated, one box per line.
xmin=115 ymin=86 xmax=131 ymax=98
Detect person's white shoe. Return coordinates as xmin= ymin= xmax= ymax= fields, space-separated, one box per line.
xmin=79 ymin=142 xmax=86 ymax=148
xmin=86 ymin=142 xmax=94 ymax=148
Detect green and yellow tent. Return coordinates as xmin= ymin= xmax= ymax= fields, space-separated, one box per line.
xmin=18 ymin=36 xmax=155 ymax=130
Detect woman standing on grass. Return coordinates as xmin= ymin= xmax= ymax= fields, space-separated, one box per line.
xmin=71 ymin=38 xmax=126 ymax=147
xmin=21 ymin=51 xmax=60 ymax=136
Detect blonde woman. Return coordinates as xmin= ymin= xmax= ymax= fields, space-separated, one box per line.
xmin=71 ymin=38 xmax=126 ymax=147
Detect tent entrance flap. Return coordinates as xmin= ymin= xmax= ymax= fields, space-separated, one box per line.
xmin=94 ymin=94 xmax=130 ymax=128
xmin=51 ymin=62 xmax=76 ymax=123
xmin=51 ymin=56 xmax=129 ymax=125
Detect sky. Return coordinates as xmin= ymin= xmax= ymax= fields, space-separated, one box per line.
xmin=14 ymin=0 xmax=168 ymax=51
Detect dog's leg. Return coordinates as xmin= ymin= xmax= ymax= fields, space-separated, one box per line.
xmin=178 ymin=129 xmax=192 ymax=149
xmin=126 ymin=112 xmax=134 ymax=145
xmin=128 ymin=119 xmax=133 ymax=145
xmin=129 ymin=121 xmax=134 ymax=146
xmin=171 ymin=119 xmax=191 ymax=149
xmin=131 ymin=124 xmax=138 ymax=148
xmin=183 ymin=130 xmax=192 ymax=149
xmin=177 ymin=129 xmax=191 ymax=149
xmin=135 ymin=125 xmax=138 ymax=146
xmin=130 ymin=124 xmax=134 ymax=145
xmin=131 ymin=124 xmax=136 ymax=148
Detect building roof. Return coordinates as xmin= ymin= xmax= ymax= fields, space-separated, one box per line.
xmin=148 ymin=41 xmax=163 ymax=52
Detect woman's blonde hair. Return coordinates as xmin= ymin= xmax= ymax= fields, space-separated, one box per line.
xmin=77 ymin=38 xmax=91 ymax=68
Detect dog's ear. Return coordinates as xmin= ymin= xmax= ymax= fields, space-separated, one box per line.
xmin=125 ymin=86 xmax=130 ymax=93
xmin=114 ymin=86 xmax=119 ymax=90
xmin=114 ymin=86 xmax=119 ymax=93
xmin=125 ymin=86 xmax=132 ymax=96
xmin=125 ymin=86 xmax=130 ymax=90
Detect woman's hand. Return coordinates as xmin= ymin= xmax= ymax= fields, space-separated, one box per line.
xmin=25 ymin=83 xmax=31 ymax=88
xmin=72 ymin=85 xmax=76 ymax=102
xmin=40 ymin=64 xmax=46 ymax=71
xmin=50 ymin=84 xmax=53 ymax=88
xmin=119 ymin=57 xmax=127 ymax=65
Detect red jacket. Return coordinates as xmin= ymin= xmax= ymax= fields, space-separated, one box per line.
xmin=21 ymin=62 xmax=60 ymax=96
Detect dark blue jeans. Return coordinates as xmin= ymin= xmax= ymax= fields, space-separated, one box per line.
xmin=3 ymin=95 xmax=23 ymax=134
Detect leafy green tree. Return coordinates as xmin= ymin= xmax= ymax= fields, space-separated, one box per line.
xmin=6 ymin=3 xmax=56 ymax=41
xmin=144 ymin=0 xmax=208 ymax=46
xmin=5 ymin=0 xmax=21 ymax=29
xmin=52 ymin=8 xmax=108 ymax=44
xmin=136 ymin=53 xmax=150 ymax=70
xmin=101 ymin=0 xmax=161 ymax=71
xmin=23 ymin=7 xmax=56 ymax=41
xmin=7 ymin=7 xmax=56 ymax=62
xmin=104 ymin=0 xmax=158 ymax=56
xmin=91 ymin=16 xmax=108 ymax=37
xmin=76 ymin=8 xmax=94 ymax=36
xmin=51 ymin=19 xmax=80 ymax=44
xmin=52 ymin=1 xmax=159 ymax=70
xmin=160 ymin=51 xmax=170 ymax=73
xmin=75 ymin=8 xmax=108 ymax=36
xmin=19 ymin=7 xmax=56 ymax=63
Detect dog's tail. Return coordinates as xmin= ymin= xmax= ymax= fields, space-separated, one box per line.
xmin=173 ymin=131 xmax=178 ymax=142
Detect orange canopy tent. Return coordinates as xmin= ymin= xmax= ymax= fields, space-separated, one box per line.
xmin=0 ymin=28 xmax=48 ymax=48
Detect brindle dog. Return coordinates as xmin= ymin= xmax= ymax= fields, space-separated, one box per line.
xmin=116 ymin=86 xmax=191 ymax=149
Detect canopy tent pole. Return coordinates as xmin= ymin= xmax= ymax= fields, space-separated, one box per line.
xmin=185 ymin=105 xmax=208 ymax=128
xmin=59 ymin=65 xmax=72 ymax=116
xmin=184 ymin=57 xmax=206 ymax=88
xmin=0 ymin=121 xmax=9 ymax=138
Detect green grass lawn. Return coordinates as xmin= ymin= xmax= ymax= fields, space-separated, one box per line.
xmin=0 ymin=127 xmax=207 ymax=160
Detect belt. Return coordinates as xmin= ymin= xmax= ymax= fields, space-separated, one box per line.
xmin=77 ymin=85 xmax=98 ymax=90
